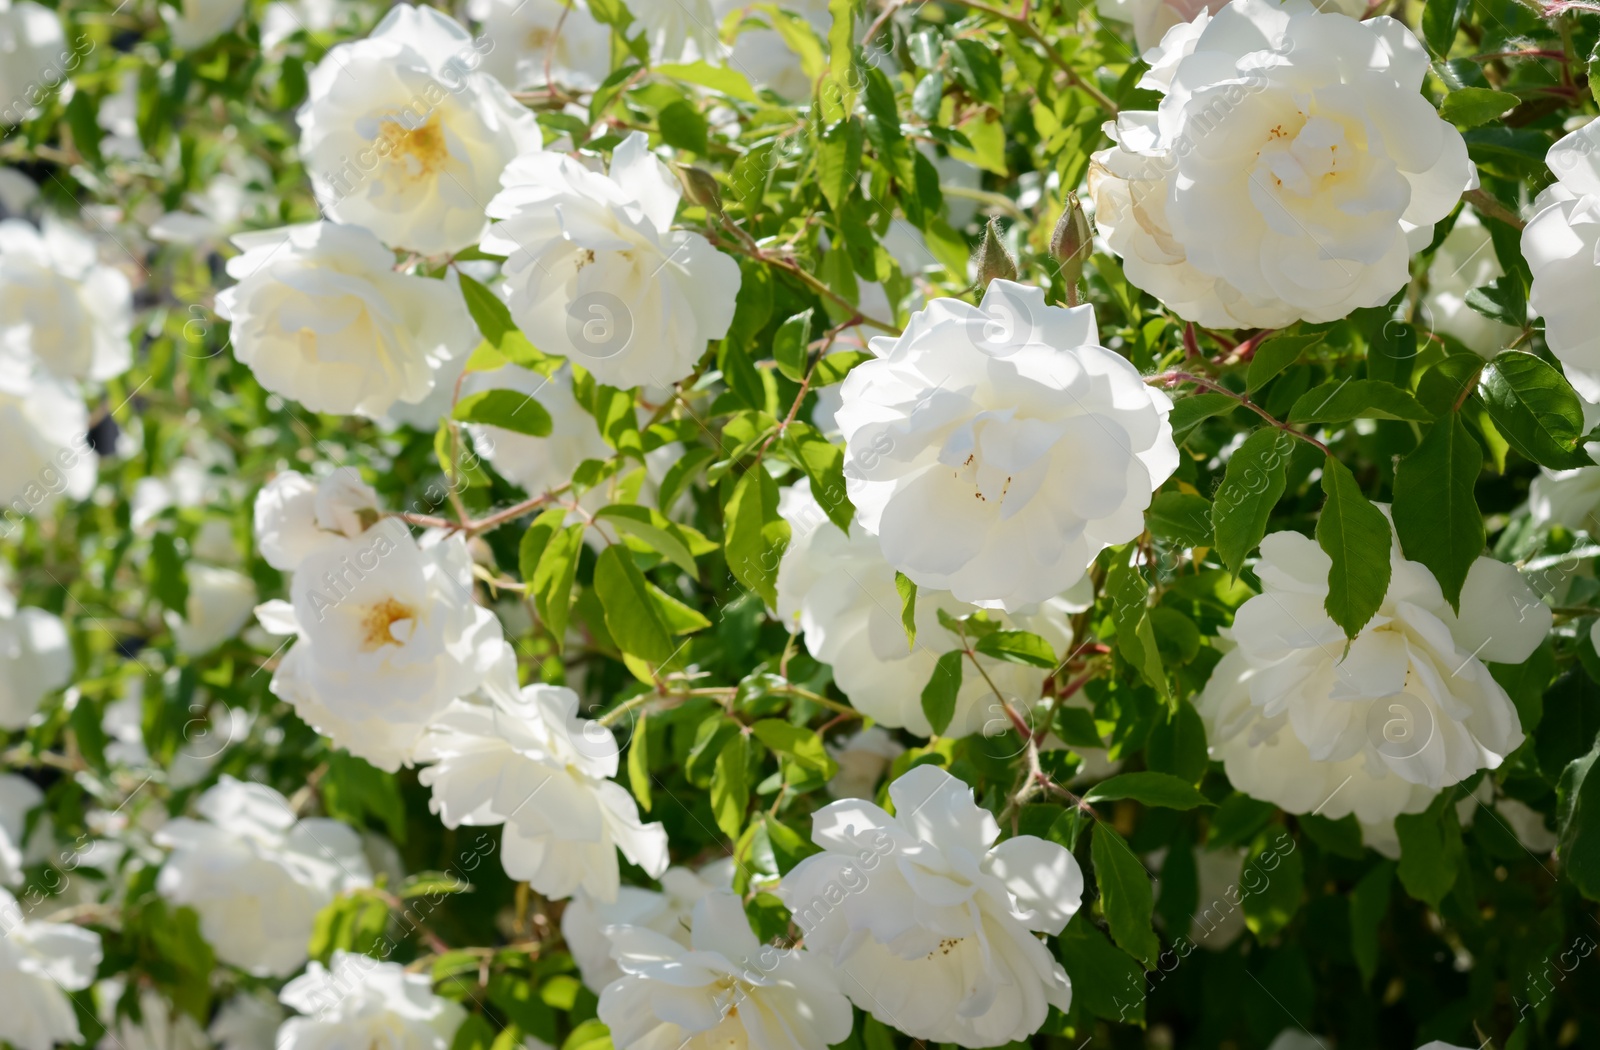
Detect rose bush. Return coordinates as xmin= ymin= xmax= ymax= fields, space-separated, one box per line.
xmin=4 ymin=0 xmax=1600 ymax=1046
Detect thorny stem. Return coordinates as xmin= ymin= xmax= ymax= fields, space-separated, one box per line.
xmin=1465 ymin=187 xmax=1526 ymax=230
xmin=708 ymin=231 xmax=902 ymax=335
xmin=1150 ymin=370 xmax=1334 ymax=456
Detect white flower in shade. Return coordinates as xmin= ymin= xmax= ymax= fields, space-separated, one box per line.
xmin=1525 ymin=120 xmax=1600 ymax=400
xmin=0 ymin=0 xmax=65 ymax=125
xmin=779 ymin=765 xmax=1082 ymax=1047
xmin=1196 ymin=527 xmax=1550 ymax=840
xmin=0 ymin=887 xmax=102 ymax=1050
xmin=155 ymin=777 xmax=371 ymax=977
xmin=629 ymin=0 xmax=723 ymax=61
xmin=0 ymin=594 xmax=72 ymax=730
xmin=210 ymin=989 xmax=285 ymax=1050
xmin=1528 ymin=398 xmax=1600 ymax=534
xmin=837 ymin=280 xmax=1176 ymax=609
xmin=1088 ymin=0 xmax=1473 ymax=329
xmin=255 ymin=525 xmax=506 ymax=771
xmin=297 ymin=4 xmax=542 ymax=256
xmin=167 ymin=564 xmax=258 ymax=656
xmin=278 ymin=950 xmax=466 ymax=1050
xmin=598 ymin=890 xmax=854 ymax=1050
xmin=0 ymin=774 xmax=43 ymax=886
xmin=253 ymin=467 xmax=381 ymax=573
xmin=0 ymin=218 xmax=132 ymax=383
xmin=485 ymin=131 xmax=741 ymax=390
xmin=217 ymin=222 xmax=477 ymax=418
xmin=562 ymin=860 xmax=735 ymax=992
xmin=415 ymin=677 xmax=670 ymax=901
xmin=98 ymin=988 xmax=209 ymax=1050
xmin=161 ymin=0 xmax=246 ymax=48
xmin=467 ymin=0 xmax=611 ymax=90
xmin=1187 ymin=846 xmax=1248 ymax=950
xmin=826 ymin=727 xmax=904 ymax=800
xmin=1455 ymin=779 xmax=1558 ymax=854
xmin=776 ymin=481 xmax=1079 ymax=737
xmin=0 ymin=370 xmax=94 ymax=520
xmin=1097 ymin=0 xmax=1364 ymax=51
xmin=1424 ymin=208 xmax=1519 ymax=359
xmin=462 ymin=365 xmax=609 ymax=496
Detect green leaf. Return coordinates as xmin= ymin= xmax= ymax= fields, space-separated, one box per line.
xmin=1241 ymin=831 xmax=1304 ymax=940
xmin=1211 ymin=428 xmax=1294 ymax=575
xmin=1146 ymin=701 xmax=1208 ymax=783
xmin=655 ymin=61 xmax=760 ymax=102
xmin=1349 ymin=860 xmax=1393 ymax=985
xmin=920 ymin=650 xmax=964 ymax=736
xmin=1092 ymin=822 xmax=1160 ymax=967
xmin=1478 ymin=351 xmax=1591 ymax=469
xmin=820 ymin=0 xmax=856 ymax=120
xmin=150 ymin=532 xmax=189 ymax=613
xmin=1057 ymin=914 xmax=1145 ymax=1025
xmin=1421 ymin=0 xmax=1466 ymax=56
xmin=657 ymin=99 xmax=709 ymax=154
xmin=711 ymin=734 xmax=751 ymax=839
xmin=974 ymin=629 xmax=1057 ymax=668
xmin=453 ymin=389 xmax=554 ymax=438
xmin=1395 ymin=793 xmax=1464 ymax=907
xmin=752 ymin=720 xmax=838 ymax=779
xmin=1439 ymin=87 xmax=1520 ymax=127
xmin=816 ymin=118 xmax=864 ymax=215
xmin=724 ymin=468 xmax=790 ymax=608
xmin=811 ymin=350 xmax=872 ymax=387
xmin=1557 ymin=734 xmax=1600 ymax=901
xmin=1084 ymin=771 xmax=1213 ymax=810
xmin=1055 ymin=705 xmax=1105 ymax=750
xmin=1105 ymin=547 xmax=1168 ymax=700
xmin=531 ymin=523 xmax=584 ymax=644
xmin=458 ymin=272 xmax=543 ymax=366
xmin=594 ymin=545 xmax=675 ymax=664
xmin=1316 ymin=457 xmax=1393 ymax=639
xmin=773 ymin=308 xmax=814 ymax=383
xmin=594 ymin=504 xmax=699 ymax=577
xmin=628 ymin=712 xmax=652 ymax=812
xmin=1246 ymin=331 xmax=1323 ymax=392
xmin=1169 ymin=392 xmax=1237 ymax=437
xmin=782 ymin=423 xmax=855 ymax=533
xmin=1288 ymin=380 xmax=1432 ymax=424
xmin=1146 ymin=491 xmax=1216 ymax=548
xmin=518 ymin=508 xmax=567 ymax=584
xmin=1392 ymin=416 xmax=1483 ymax=610
xmin=895 ymin=571 xmax=917 ymax=651
xmin=562 ymin=1019 xmax=614 ymax=1050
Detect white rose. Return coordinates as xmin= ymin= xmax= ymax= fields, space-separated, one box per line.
xmin=209 ymin=989 xmax=285 ymax=1050
xmin=278 ymin=950 xmax=466 ymax=1050
xmin=0 ymin=217 xmax=133 ymax=382
xmin=1196 ymin=527 xmax=1550 ymax=837
xmin=167 ymin=564 xmax=258 ymax=656
xmin=463 ymin=365 xmax=609 ymax=496
xmin=0 ymin=369 xmax=95 ymax=520
xmin=826 ymin=726 xmax=905 ymax=800
xmin=837 ymin=280 xmax=1176 ymax=609
xmin=154 ymin=776 xmax=372 ymax=977
xmin=0 ymin=887 xmax=102 ymax=1050
xmin=715 ymin=0 xmax=829 ymax=99
xmin=1188 ymin=846 xmax=1248 ymax=950
xmin=1424 ymin=208 xmax=1520 ymax=359
xmin=161 ymin=0 xmax=246 ymax=49
xmin=0 ymin=0 xmax=65 ymax=125
xmin=467 ymin=0 xmax=611 ymax=90
xmin=297 ymin=4 xmax=543 ymax=256
xmin=415 ymin=678 xmax=670 ymax=901
xmin=776 ymin=481 xmax=1077 ymax=737
xmin=98 ymin=988 xmax=209 ymax=1050
xmin=628 ymin=0 xmax=723 ymax=61
xmin=0 ymin=601 xmax=72 ymax=730
xmin=778 ymin=765 xmax=1082 ymax=1047
xmin=561 ymin=860 xmax=735 ymax=991
xmin=256 ymin=525 xmax=506 ymax=770
xmin=485 ymin=131 xmax=742 ymax=390
xmin=253 ymin=466 xmax=382 ymax=572
xmin=599 ymin=890 xmax=855 ymax=1050
xmin=1088 ymin=0 xmax=1473 ymax=328
xmin=217 ymin=222 xmax=478 ymax=418
xmin=0 ymin=774 xmax=43 ymax=887
xmin=1525 ymin=119 xmax=1600 ymax=400
xmin=1455 ymin=780 xmax=1558 ymax=854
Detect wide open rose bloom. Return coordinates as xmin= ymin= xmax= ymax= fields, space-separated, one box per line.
xmin=0 ymin=887 xmax=102 ymax=1050
xmin=278 ymin=950 xmax=465 ymax=1050
xmin=217 ymin=222 xmax=477 ymax=418
xmin=0 ymin=217 xmax=132 ymax=382
xmin=1088 ymin=0 xmax=1473 ymax=328
xmin=297 ymin=3 xmax=542 ymax=256
xmin=837 ymin=279 xmax=1176 ymax=609
xmin=778 ymin=764 xmax=1082 ymax=1048
xmin=1196 ymin=527 xmax=1549 ymax=844
xmin=484 ymin=131 xmax=741 ymax=390
xmin=1524 ymin=119 xmax=1600 ymax=400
